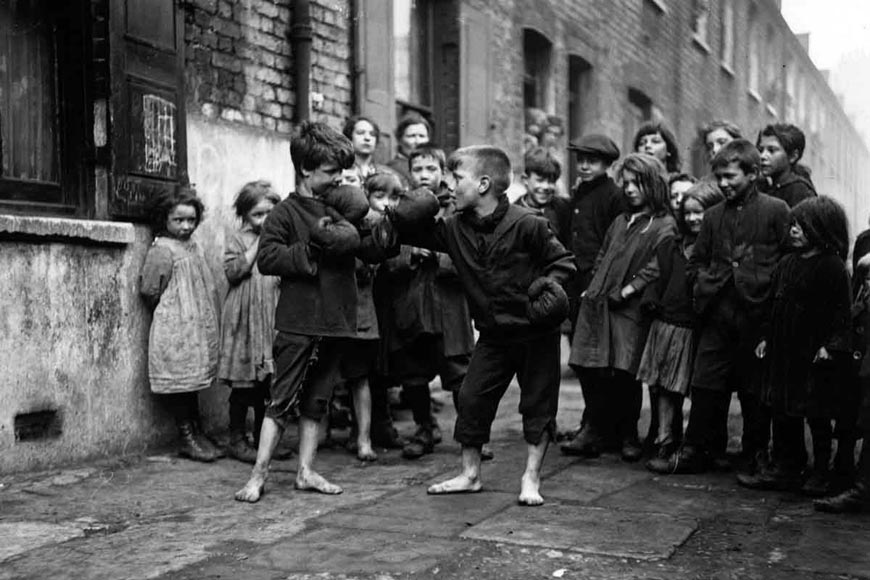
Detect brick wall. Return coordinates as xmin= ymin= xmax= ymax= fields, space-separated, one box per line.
xmin=183 ymin=0 xmax=353 ymax=133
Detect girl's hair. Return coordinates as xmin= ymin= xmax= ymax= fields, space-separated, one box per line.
xmin=233 ymin=180 xmax=280 ymax=219
xmin=147 ymin=185 xmax=205 ymax=233
xmin=791 ymin=195 xmax=850 ymax=260
xmin=617 ymin=153 xmax=670 ymax=216
xmin=342 ymin=115 xmax=381 ymax=146
xmin=633 ymin=122 xmax=681 ymax=174
xmin=364 ymin=169 xmax=404 ymax=198
xmin=668 ymin=173 xmax=697 ymax=188
xmin=698 ymin=119 xmax=742 ymax=142
xmin=678 ymin=180 xmax=724 ymax=233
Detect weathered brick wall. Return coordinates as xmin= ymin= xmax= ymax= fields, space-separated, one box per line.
xmin=183 ymin=0 xmax=353 ymax=133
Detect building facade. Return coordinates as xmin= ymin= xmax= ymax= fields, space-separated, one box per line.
xmin=1 ymin=0 xmax=867 ymax=473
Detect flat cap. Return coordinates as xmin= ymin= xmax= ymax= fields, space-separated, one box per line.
xmin=568 ymin=134 xmax=620 ymax=162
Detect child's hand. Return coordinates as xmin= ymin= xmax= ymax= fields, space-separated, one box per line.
xmin=813 ymin=346 xmax=832 ymax=363
xmin=754 ymin=340 xmax=767 ymax=359
xmin=619 ymin=285 xmax=635 ymax=300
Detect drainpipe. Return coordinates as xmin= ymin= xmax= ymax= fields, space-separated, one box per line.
xmin=291 ymin=0 xmax=313 ymax=123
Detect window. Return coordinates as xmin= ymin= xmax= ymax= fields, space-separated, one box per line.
xmin=748 ymin=25 xmax=761 ymax=99
xmin=393 ymin=0 xmax=432 ymax=117
xmin=764 ymin=26 xmax=780 ymax=105
xmin=523 ymin=29 xmax=552 ymax=111
xmin=0 ymin=0 xmax=87 ymax=213
xmin=720 ymin=0 xmax=735 ymax=71
xmin=691 ymin=0 xmax=710 ymax=50
xmin=567 ymin=55 xmax=592 ymax=187
xmin=626 ymin=88 xmax=653 ymax=151
xmin=784 ymin=60 xmax=796 ymax=121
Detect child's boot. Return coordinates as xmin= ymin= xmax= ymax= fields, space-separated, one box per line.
xmin=177 ymin=421 xmax=216 ymax=463
xmin=402 ymin=425 xmax=435 ymax=459
xmin=227 ymin=396 xmax=257 ymax=464
xmin=831 ymin=435 xmax=856 ymax=492
xmin=802 ymin=429 xmax=833 ymax=497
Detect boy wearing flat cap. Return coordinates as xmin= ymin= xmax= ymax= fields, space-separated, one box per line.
xmin=561 ymin=133 xmax=626 ymax=457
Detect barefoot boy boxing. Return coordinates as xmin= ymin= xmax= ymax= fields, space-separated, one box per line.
xmin=388 ymin=146 xmax=575 ymax=505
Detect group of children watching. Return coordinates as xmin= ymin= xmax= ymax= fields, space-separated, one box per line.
xmin=139 ymin=114 xmax=870 ymax=514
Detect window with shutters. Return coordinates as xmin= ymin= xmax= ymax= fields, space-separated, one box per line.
xmin=393 ymin=0 xmax=432 ymax=121
xmin=0 ymin=0 xmax=88 ymax=215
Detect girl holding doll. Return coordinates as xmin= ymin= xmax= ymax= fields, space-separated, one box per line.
xmin=140 ymin=186 xmax=222 ymax=462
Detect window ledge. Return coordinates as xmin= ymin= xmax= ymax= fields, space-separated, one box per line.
xmin=0 ymin=214 xmax=136 ymax=245
xmin=748 ymin=89 xmax=762 ymax=103
xmin=720 ymin=62 xmax=735 ymax=77
xmin=692 ymin=35 xmax=711 ymax=54
xmin=765 ymin=103 xmax=779 ymax=117
xmin=646 ymin=0 xmax=668 ymax=14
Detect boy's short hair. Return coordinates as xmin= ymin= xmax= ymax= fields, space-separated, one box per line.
xmin=633 ymin=122 xmax=681 ymax=174
xmin=523 ymin=146 xmax=562 ymax=182
xmin=710 ymin=139 xmax=761 ymax=175
xmin=363 ymin=169 xmax=404 ymax=199
xmin=447 ymin=146 xmax=512 ymax=196
xmin=342 ymin=115 xmax=381 ymax=145
xmin=698 ymin=119 xmax=742 ymax=142
xmin=681 ymin=180 xmax=724 ymax=210
xmin=290 ymin=121 xmax=354 ymax=174
xmin=394 ymin=112 xmax=432 ymax=141
xmin=757 ymin=123 xmax=806 ymax=163
xmin=408 ymin=143 xmax=447 ymax=170
xmin=617 ymin=153 xmax=670 ymax=216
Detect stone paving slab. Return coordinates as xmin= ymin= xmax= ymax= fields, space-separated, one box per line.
xmin=543 ymin=462 xmax=652 ymax=503
xmin=461 ymin=501 xmax=697 ymax=561
xmin=248 ymin=526 xmax=465 ymax=574
xmin=592 ymin=478 xmax=778 ymax=524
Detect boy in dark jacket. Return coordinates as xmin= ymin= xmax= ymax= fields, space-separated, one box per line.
xmin=235 ymin=122 xmax=368 ymax=502
xmin=388 ymin=144 xmax=475 ymax=460
xmin=668 ymin=139 xmax=790 ymax=476
xmin=560 ymin=133 xmax=625 ymax=456
xmin=514 ymin=147 xmax=571 ymax=249
xmin=389 ymin=146 xmax=575 ymax=505
xmin=757 ymin=123 xmax=816 ymax=208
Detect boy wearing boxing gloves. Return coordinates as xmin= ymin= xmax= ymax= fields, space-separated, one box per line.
xmin=236 ymin=122 xmax=370 ymax=502
xmin=387 ymin=146 xmax=575 ymax=505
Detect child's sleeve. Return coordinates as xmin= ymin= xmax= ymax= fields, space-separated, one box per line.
xmin=589 ymin=219 xmax=618 ymax=281
xmin=139 ymin=245 xmax=174 ymax=307
xmin=257 ymin=204 xmax=318 ymax=278
xmin=628 ymin=219 xmax=677 ymax=292
xmin=640 ymin=236 xmax=674 ymax=312
xmin=224 ymin=234 xmax=255 ymax=285
xmin=818 ymin=257 xmax=853 ymax=353
xmin=687 ymin=212 xmax=713 ymax=287
xmin=393 ymin=215 xmax=451 ymax=254
xmin=532 ymin=216 xmax=577 ymax=285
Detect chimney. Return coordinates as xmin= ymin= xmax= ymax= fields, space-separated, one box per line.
xmin=796 ymin=33 xmax=810 ymax=53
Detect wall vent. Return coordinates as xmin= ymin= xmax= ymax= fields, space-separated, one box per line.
xmin=14 ymin=410 xmax=63 ymax=442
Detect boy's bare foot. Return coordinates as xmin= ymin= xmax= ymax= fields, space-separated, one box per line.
xmin=295 ymin=470 xmax=343 ymax=494
xmin=356 ymin=441 xmax=378 ymax=462
xmin=427 ymin=473 xmax=482 ymax=495
xmin=234 ymin=469 xmax=267 ymax=503
xmin=517 ymin=472 xmax=544 ymax=506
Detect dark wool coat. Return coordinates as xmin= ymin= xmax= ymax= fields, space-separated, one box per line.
xmin=762 ymin=171 xmax=817 ymax=208
xmin=641 ymin=235 xmax=696 ymax=328
xmin=514 ymin=194 xmax=573 ymax=250
xmin=397 ymin=200 xmax=576 ymax=335
xmin=570 ymin=212 xmax=678 ymax=374
xmin=568 ymin=174 xmax=626 ymax=296
xmin=688 ymin=188 xmax=790 ymax=318
xmin=760 ymin=253 xmax=852 ymax=418
xmin=258 ymin=194 xmax=359 ymax=337
xmin=386 ymin=155 xmax=413 ymax=187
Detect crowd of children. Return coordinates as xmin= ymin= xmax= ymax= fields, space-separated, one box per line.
xmin=138 ymin=115 xmax=870 ymax=514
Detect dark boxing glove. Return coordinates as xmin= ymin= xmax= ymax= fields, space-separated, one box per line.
xmin=527 ymin=276 xmax=569 ymax=326
xmin=389 ymin=187 xmax=440 ymax=227
xmin=310 ymin=214 xmax=361 ymax=256
xmin=320 ymin=184 xmax=370 ymax=225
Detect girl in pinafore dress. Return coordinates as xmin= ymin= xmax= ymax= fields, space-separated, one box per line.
xmin=140 ymin=187 xmax=221 ymax=462
xmin=219 ymin=181 xmax=281 ymax=464
xmin=569 ymin=154 xmax=678 ymax=462
xmin=639 ymin=181 xmax=724 ymax=472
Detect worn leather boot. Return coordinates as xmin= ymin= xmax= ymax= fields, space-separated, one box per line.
xmin=178 ymin=421 xmax=216 ymax=463
xmin=814 ymin=483 xmax=870 ymax=513
xmin=402 ymin=426 xmax=435 ymax=459
xmin=560 ymin=425 xmax=602 ymax=457
xmin=227 ymin=430 xmax=258 ymax=464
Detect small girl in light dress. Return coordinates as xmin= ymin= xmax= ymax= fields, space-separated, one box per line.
xmin=140 ymin=186 xmax=221 ymax=462
xmin=219 ymin=180 xmax=282 ymax=463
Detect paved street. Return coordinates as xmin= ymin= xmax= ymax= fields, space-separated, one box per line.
xmin=1 ymin=375 xmax=869 ymax=580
